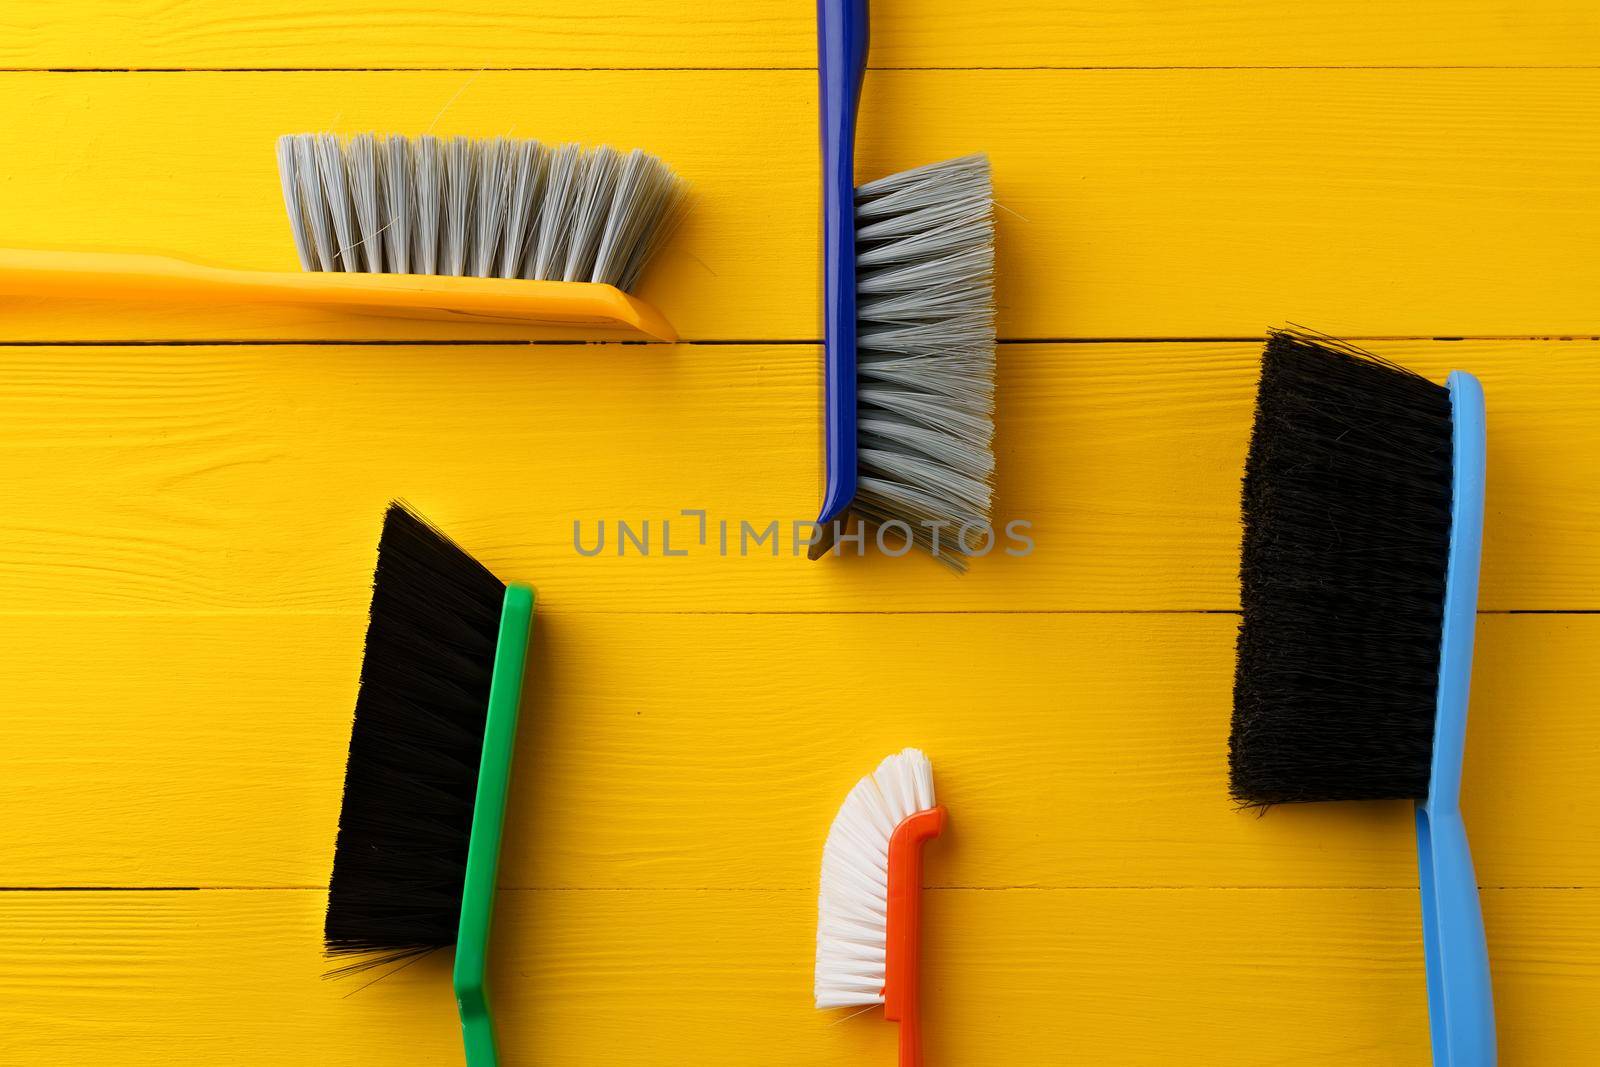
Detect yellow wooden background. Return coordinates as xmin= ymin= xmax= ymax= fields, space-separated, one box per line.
xmin=3 ymin=2 xmax=1599 ymax=1064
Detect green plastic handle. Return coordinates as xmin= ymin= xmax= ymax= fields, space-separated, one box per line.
xmin=452 ymin=583 xmax=535 ymax=1067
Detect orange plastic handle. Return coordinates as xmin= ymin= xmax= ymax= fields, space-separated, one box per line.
xmin=0 ymin=248 xmax=677 ymax=340
xmin=884 ymin=805 xmax=946 ymax=1067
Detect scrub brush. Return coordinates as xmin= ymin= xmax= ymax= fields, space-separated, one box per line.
xmin=815 ymin=748 xmax=947 ymax=1067
xmin=0 ymin=134 xmax=684 ymax=339
xmin=1230 ymin=330 xmax=1495 ymax=1066
xmin=812 ymin=0 xmax=997 ymax=565
xmin=324 ymin=502 xmax=534 ymax=1067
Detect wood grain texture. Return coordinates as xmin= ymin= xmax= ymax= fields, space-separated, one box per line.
xmin=4 ymin=5 xmax=1594 ymax=1064
xmin=0 ymin=70 xmax=1595 ymax=341
xmin=3 ymin=612 xmax=1591 ymax=890
xmin=4 ymin=1 xmax=1598 ymax=69
xmin=2 ymin=341 xmax=1595 ymax=614
xmin=1 ymin=887 xmax=1596 ymax=1065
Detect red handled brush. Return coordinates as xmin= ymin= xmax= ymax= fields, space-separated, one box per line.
xmin=814 ymin=748 xmax=946 ymax=1067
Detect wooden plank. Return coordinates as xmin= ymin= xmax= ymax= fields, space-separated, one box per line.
xmin=0 ymin=71 xmax=1594 ymax=341
xmin=2 ymin=612 xmax=1592 ymax=889
xmin=4 ymin=2 xmax=1597 ymax=70
xmin=1 ymin=341 xmax=1595 ymax=614
xmin=1 ymin=887 xmax=1595 ymax=1064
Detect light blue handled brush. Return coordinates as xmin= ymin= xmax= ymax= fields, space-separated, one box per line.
xmin=1231 ymin=330 xmax=1496 ymax=1066
xmin=1420 ymin=367 xmax=1493 ymax=1065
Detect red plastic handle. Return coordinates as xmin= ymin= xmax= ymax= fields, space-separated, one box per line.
xmin=883 ymin=806 xmax=947 ymax=1067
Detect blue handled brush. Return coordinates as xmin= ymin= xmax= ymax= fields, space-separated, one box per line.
xmin=1230 ymin=330 xmax=1495 ymax=1066
xmin=812 ymin=0 xmax=997 ymax=566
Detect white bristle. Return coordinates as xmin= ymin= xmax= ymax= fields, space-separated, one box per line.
xmin=275 ymin=133 xmax=684 ymax=293
xmin=814 ymin=748 xmax=937 ymax=1010
xmin=852 ymin=154 xmax=996 ymax=565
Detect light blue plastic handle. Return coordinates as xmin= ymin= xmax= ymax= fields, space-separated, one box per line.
xmin=1416 ymin=370 xmax=1496 ymax=1067
xmin=814 ymin=0 xmax=868 ymax=525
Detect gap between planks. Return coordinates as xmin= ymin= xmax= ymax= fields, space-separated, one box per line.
xmin=0 ymin=607 xmax=1593 ymax=617
xmin=2 ymin=885 xmax=1593 ymax=893
xmin=11 ymin=65 xmax=1600 ymax=73
xmin=0 ymin=335 xmax=1596 ymax=348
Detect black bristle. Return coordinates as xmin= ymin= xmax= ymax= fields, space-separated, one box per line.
xmin=1230 ymin=330 xmax=1454 ymax=806
xmin=324 ymin=502 xmax=506 ymax=970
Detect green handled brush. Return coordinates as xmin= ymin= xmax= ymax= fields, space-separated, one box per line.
xmin=325 ymin=502 xmax=534 ymax=1067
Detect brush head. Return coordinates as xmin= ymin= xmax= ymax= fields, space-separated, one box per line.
xmin=276 ymin=133 xmax=685 ymax=293
xmin=852 ymin=154 xmax=996 ymax=562
xmin=814 ymin=748 xmax=937 ymax=1009
xmin=1230 ymin=331 xmax=1455 ymax=806
xmin=324 ymin=502 xmax=508 ymax=971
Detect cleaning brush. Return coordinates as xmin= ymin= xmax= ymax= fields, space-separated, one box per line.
xmin=1230 ymin=330 xmax=1495 ymax=1066
xmin=812 ymin=0 xmax=996 ymax=565
xmin=325 ymin=502 xmax=534 ymax=1067
xmin=0 ymin=133 xmax=685 ymax=339
xmin=815 ymin=748 xmax=947 ymax=1067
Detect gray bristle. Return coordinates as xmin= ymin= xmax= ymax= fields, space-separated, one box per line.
xmin=853 ymin=153 xmax=996 ymax=566
xmin=314 ymin=133 xmax=361 ymax=274
xmin=442 ymin=135 xmax=475 ymax=277
xmin=346 ymin=134 xmax=385 ymax=273
xmin=539 ymin=144 xmax=586 ymax=281
xmin=413 ymin=136 xmax=443 ymax=276
xmin=380 ymin=136 xmax=413 ymax=275
xmin=292 ymin=136 xmax=337 ymax=272
xmin=275 ymin=137 xmax=314 ymax=271
xmin=275 ymin=133 xmax=686 ymax=292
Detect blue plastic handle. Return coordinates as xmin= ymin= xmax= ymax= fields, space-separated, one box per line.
xmin=1416 ymin=370 xmax=1496 ymax=1067
xmin=815 ymin=0 xmax=868 ymax=525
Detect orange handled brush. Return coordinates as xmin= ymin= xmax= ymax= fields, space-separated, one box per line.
xmin=0 ymin=133 xmax=684 ymax=339
xmin=815 ymin=748 xmax=946 ymax=1067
